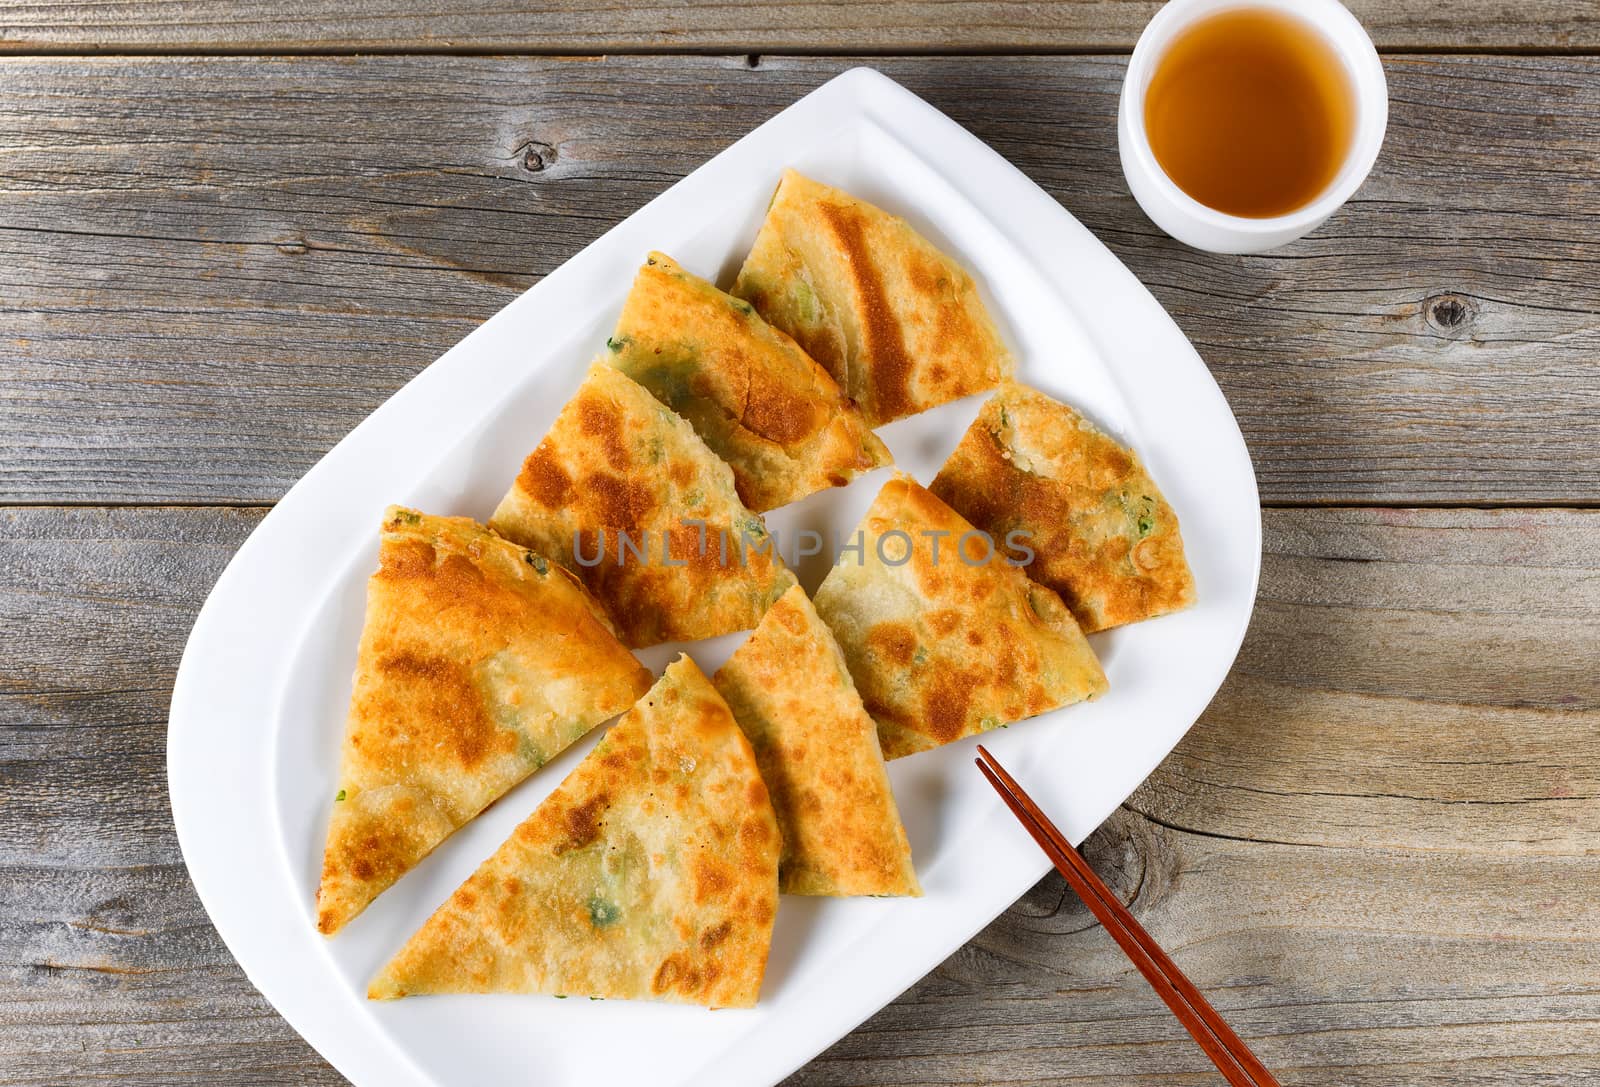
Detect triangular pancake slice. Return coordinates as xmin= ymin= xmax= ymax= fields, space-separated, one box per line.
xmin=490 ymin=363 xmax=795 ymax=648
xmin=732 ymin=169 xmax=1012 ymax=426
xmin=607 ymin=252 xmax=891 ymax=512
xmin=930 ymin=380 xmax=1196 ymax=633
xmin=317 ymin=507 xmax=652 ymax=936
xmin=813 ymin=475 xmax=1107 ymax=760
xmin=714 ymin=585 xmax=919 ymax=897
xmin=368 ymin=655 xmax=780 ymax=1008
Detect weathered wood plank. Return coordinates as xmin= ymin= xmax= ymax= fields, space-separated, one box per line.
xmin=3 ymin=54 xmax=1599 ymax=507
xmin=0 ymin=506 xmax=346 ymax=1085
xmin=1134 ymin=507 xmax=1600 ymax=854
xmin=3 ymin=505 xmax=1597 ymax=1084
xmin=0 ymin=0 xmax=1595 ymax=53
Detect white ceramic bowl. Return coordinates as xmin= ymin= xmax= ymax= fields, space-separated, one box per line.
xmin=1118 ymin=0 xmax=1388 ymax=254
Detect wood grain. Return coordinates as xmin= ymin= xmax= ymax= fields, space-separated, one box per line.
xmin=3 ymin=504 xmax=1596 ymax=1085
xmin=3 ymin=54 xmax=1599 ymax=507
xmin=0 ymin=506 xmax=346 ymax=1085
xmin=0 ymin=0 xmax=1596 ymax=54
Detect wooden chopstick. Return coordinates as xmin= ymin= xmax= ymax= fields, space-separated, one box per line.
xmin=975 ymin=745 xmax=1281 ymax=1087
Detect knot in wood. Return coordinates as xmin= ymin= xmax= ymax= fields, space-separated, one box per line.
xmin=1027 ymin=809 xmax=1160 ymax=937
xmin=1424 ymin=293 xmax=1477 ymax=336
xmin=518 ymin=140 xmax=557 ymax=174
xmin=1079 ymin=812 xmax=1147 ymax=911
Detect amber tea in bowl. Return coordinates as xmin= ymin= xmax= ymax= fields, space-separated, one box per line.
xmin=1118 ymin=0 xmax=1388 ymax=253
xmin=1144 ymin=6 xmax=1355 ymax=218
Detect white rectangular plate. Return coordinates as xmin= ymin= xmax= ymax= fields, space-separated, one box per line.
xmin=169 ymin=67 xmax=1260 ymax=1087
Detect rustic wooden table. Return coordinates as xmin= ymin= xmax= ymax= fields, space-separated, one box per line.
xmin=5 ymin=3 xmax=1599 ymax=1084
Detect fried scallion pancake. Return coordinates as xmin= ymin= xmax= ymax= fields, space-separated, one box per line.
xmin=930 ymin=381 xmax=1196 ymax=633
xmin=714 ymin=585 xmax=919 ymax=897
xmin=489 ymin=363 xmax=795 ymax=648
xmin=813 ymin=475 xmax=1107 ymax=760
xmin=607 ymin=251 xmax=891 ymax=512
xmin=368 ymin=655 xmax=781 ymax=1009
xmin=731 ymin=169 xmax=1012 ymax=426
xmin=316 ymin=506 xmax=652 ymax=936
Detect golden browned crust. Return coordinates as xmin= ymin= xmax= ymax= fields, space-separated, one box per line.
xmin=812 ymin=475 xmax=1107 ymax=759
xmin=930 ymin=381 xmax=1196 ymax=633
xmin=488 ymin=363 xmax=796 ymax=648
xmin=316 ymin=506 xmax=653 ymax=936
xmin=607 ymin=252 xmax=891 ymax=512
xmin=367 ymin=655 xmax=781 ymax=1009
xmin=732 ymin=170 xmax=1012 ymax=426
xmin=714 ymin=585 xmax=919 ymax=897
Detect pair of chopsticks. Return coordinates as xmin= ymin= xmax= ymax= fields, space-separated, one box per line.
xmin=976 ymin=745 xmax=1281 ymax=1087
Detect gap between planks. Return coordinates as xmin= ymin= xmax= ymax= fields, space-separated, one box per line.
xmin=3 ymin=45 xmax=1600 ymax=59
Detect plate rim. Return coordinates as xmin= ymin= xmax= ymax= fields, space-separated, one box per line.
xmin=168 ymin=65 xmax=1262 ymax=1087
